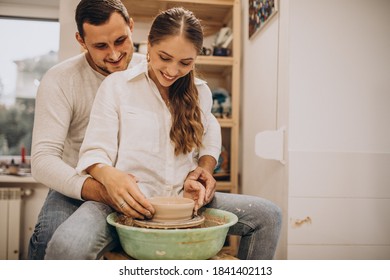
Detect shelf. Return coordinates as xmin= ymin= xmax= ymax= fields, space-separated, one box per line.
xmin=0 ymin=174 xmax=36 ymax=184
xmin=218 ymin=118 xmax=234 ymax=127
xmin=122 ymin=0 xmax=234 ymax=36
xmin=196 ymin=55 xmax=234 ymax=66
xmin=196 ymin=56 xmax=233 ymax=77
xmin=215 ymin=181 xmax=233 ymax=192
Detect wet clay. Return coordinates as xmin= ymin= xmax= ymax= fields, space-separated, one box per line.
xmin=116 ymin=212 xmax=226 ymax=230
xmin=149 ymin=197 xmax=194 ymax=222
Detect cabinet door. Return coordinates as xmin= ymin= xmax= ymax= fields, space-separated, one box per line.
xmin=0 ymin=189 xmax=8 ymax=259
xmin=0 ymin=188 xmax=21 ymax=260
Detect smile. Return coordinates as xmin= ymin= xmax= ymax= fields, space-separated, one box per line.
xmin=162 ymin=72 xmax=176 ymax=81
xmin=106 ymin=54 xmax=124 ymax=64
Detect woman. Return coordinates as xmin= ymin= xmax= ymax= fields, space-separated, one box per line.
xmin=77 ymin=7 xmax=282 ymax=259
xmin=77 ymin=7 xmax=220 ymax=217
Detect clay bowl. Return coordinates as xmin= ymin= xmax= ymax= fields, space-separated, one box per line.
xmin=107 ymin=208 xmax=238 ymax=260
xmin=149 ymin=196 xmax=194 ymax=222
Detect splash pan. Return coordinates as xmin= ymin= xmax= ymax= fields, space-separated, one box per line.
xmin=106 ymin=208 xmax=238 ymax=260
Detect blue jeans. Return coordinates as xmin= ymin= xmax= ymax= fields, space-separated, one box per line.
xmin=28 ymin=190 xmax=282 ymax=260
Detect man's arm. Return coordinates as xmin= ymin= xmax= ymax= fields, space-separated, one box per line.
xmin=31 ymin=70 xmax=89 ymax=200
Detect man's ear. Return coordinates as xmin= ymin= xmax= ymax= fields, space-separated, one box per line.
xmin=75 ymin=32 xmax=86 ymax=49
xmin=129 ymin=18 xmax=134 ymax=32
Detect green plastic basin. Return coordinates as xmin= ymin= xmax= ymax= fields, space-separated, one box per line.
xmin=106 ymin=208 xmax=238 ymax=260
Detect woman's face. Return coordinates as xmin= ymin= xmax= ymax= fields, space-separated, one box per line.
xmin=148 ymin=35 xmax=198 ymax=89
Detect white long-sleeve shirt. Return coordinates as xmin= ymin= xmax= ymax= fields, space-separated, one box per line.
xmin=76 ymin=60 xmax=221 ymax=198
xmin=31 ymin=53 xmax=145 ymax=199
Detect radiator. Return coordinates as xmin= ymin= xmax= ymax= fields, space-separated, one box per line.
xmin=0 ymin=188 xmax=22 ymax=260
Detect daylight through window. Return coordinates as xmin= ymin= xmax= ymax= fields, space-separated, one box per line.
xmin=0 ymin=17 xmax=59 ymax=157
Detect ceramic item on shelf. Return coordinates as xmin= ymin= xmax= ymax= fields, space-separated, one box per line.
xmin=214 ymin=145 xmax=229 ymax=175
xmin=201 ymin=47 xmax=212 ymax=56
xmin=212 ymin=88 xmax=231 ymax=118
xmin=7 ymin=159 xmax=19 ymax=175
xmin=213 ymin=47 xmax=231 ymax=56
xmin=213 ymin=26 xmax=233 ymax=49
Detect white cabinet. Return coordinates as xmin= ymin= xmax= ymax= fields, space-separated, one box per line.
xmin=0 ymin=187 xmax=21 ymax=259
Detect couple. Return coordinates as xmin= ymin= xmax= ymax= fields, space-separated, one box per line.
xmin=29 ymin=0 xmax=281 ymax=260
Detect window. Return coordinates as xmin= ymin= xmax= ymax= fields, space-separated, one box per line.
xmin=0 ymin=17 xmax=59 ymax=157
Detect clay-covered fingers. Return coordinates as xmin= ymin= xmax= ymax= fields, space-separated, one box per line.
xmin=196 ymin=182 xmax=206 ymax=212
xmin=184 ymin=179 xmax=206 ymax=213
xmin=119 ymin=195 xmax=152 ymax=219
xmin=186 ymin=167 xmax=216 ymax=205
xmin=201 ymin=172 xmax=217 ymax=204
xmin=120 ymin=186 xmax=154 ymax=219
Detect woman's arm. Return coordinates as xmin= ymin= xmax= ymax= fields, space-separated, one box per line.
xmin=86 ymin=163 xmax=154 ymax=219
xmin=77 ymin=76 xmax=153 ymax=218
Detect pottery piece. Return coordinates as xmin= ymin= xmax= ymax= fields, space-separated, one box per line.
xmin=107 ymin=208 xmax=238 ymax=260
xmin=133 ymin=215 xmax=205 ymax=229
xmin=149 ymin=196 xmax=194 ymax=222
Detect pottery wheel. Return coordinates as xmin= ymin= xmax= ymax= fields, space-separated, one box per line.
xmin=133 ymin=215 xmax=205 ymax=229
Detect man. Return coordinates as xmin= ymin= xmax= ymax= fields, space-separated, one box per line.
xmin=28 ymin=0 xmax=140 ymax=259
xmin=29 ymin=0 xmax=220 ymax=259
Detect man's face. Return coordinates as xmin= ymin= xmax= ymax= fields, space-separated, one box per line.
xmin=76 ymin=12 xmax=134 ymax=76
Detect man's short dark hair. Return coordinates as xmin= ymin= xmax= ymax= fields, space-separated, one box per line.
xmin=75 ymin=0 xmax=130 ymax=39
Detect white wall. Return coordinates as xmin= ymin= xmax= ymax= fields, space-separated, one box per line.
xmin=241 ymin=0 xmax=390 ymax=260
xmin=287 ymin=0 xmax=390 ymax=259
xmin=0 ymin=1 xmax=58 ymax=19
xmin=58 ymin=0 xmax=79 ymax=61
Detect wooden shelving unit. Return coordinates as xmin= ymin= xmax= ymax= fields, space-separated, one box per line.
xmin=123 ymin=0 xmax=241 ymax=257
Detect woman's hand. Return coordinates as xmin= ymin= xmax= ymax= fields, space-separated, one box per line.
xmin=86 ymin=164 xmax=154 ymax=219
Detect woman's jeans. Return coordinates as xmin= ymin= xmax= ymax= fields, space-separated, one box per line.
xmin=28 ymin=189 xmax=282 ymax=260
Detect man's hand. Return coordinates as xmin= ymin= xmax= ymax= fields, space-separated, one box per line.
xmin=183 ymin=178 xmax=206 ymax=214
xmin=81 ymin=177 xmax=116 ymax=206
xmin=186 ymin=163 xmax=217 ymax=205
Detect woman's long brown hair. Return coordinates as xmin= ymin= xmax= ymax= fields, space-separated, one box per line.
xmin=148 ymin=7 xmax=204 ymax=155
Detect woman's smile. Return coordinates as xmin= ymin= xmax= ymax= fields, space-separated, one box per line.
xmin=161 ymin=71 xmax=177 ymax=81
